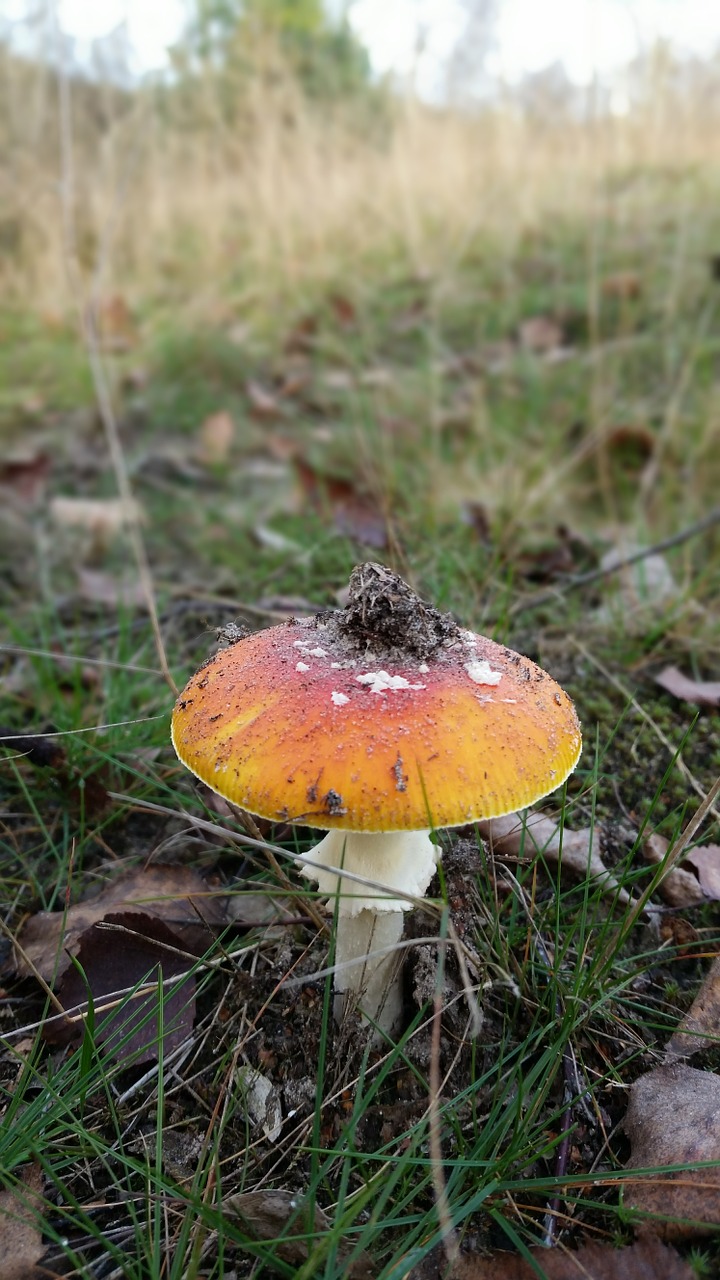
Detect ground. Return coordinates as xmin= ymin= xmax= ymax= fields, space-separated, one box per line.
xmin=1 ymin=134 xmax=720 ymax=1278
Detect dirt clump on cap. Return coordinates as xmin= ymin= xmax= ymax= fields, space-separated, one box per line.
xmin=328 ymin=562 xmax=461 ymax=661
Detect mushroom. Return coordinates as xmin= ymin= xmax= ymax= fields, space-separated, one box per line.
xmin=171 ymin=563 xmax=581 ymax=1037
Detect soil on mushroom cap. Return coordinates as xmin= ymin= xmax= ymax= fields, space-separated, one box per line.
xmin=327 ymin=561 xmax=461 ymax=661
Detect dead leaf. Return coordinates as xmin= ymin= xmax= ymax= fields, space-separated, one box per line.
xmin=657 ymin=916 xmax=700 ymax=956
xmin=684 ymin=845 xmax=720 ymax=898
xmin=516 ymin=539 xmax=577 ymax=584
xmin=197 ymin=410 xmax=235 ymax=465
xmin=246 ymin=379 xmax=283 ymax=420
xmin=654 ymin=667 xmax=720 ymax=709
xmin=76 ymin=568 xmax=147 ymax=608
xmin=517 ymin=314 xmax=565 ymax=355
xmin=477 ymin=813 xmax=631 ymax=904
xmin=0 ymin=727 xmax=66 ymax=770
xmin=9 ymin=865 xmax=227 ymax=983
xmin=222 ymin=1189 xmax=375 ymax=1277
xmin=284 ymin=312 xmax=318 ymax=355
xmin=277 ymin=368 xmax=310 ymax=400
xmin=642 ymin=833 xmax=705 ymax=908
xmin=328 ymin=293 xmax=357 ymax=327
xmin=601 ymin=271 xmax=642 ymax=301
xmin=45 ymin=911 xmax=198 ymax=1064
xmin=0 ymin=451 xmax=51 ymax=505
xmin=236 ymin=1065 xmax=282 ymax=1141
xmin=604 ymin=424 xmax=656 ymax=468
xmin=410 ymin=1236 xmax=692 ymax=1279
xmin=0 ymin=726 xmax=109 ymax=814
xmin=0 ymin=1163 xmax=46 ymax=1280
xmin=624 ymin=1064 xmax=720 ymax=1238
xmin=96 ymin=293 xmax=137 ymax=351
xmin=666 ymin=955 xmax=720 ymax=1061
xmin=294 ymin=458 xmax=388 ymax=549
xmin=50 ymin=496 xmax=144 ymax=536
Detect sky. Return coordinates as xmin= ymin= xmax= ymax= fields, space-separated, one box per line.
xmin=5 ymin=0 xmax=720 ymax=92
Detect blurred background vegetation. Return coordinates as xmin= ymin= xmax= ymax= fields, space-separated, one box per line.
xmin=3 ymin=0 xmax=720 ymax=314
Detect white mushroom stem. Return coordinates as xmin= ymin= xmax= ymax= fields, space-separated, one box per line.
xmin=297 ymin=829 xmax=438 ymax=1036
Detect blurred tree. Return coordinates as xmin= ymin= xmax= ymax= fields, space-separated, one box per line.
xmin=176 ymin=0 xmax=371 ymax=102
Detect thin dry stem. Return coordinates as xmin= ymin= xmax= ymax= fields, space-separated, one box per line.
xmin=54 ymin=18 xmax=177 ymax=696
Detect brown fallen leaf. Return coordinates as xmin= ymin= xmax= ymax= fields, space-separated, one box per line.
xmin=0 ymin=728 xmax=109 ymax=814
xmin=9 ymin=865 xmax=227 ymax=983
xmin=683 ymin=845 xmax=720 ymax=898
xmin=328 ymin=292 xmax=357 ymax=327
xmin=409 ymin=1235 xmax=692 ymax=1279
xmin=477 ymin=813 xmax=631 ymax=904
xmin=642 ymin=833 xmax=705 ymax=909
xmin=517 ymin=314 xmax=565 ymax=355
xmin=516 ymin=539 xmax=576 ymax=584
xmin=601 ymin=271 xmax=642 ymax=301
xmin=76 ymin=567 xmax=147 ymax=608
xmin=246 ymin=379 xmax=284 ymax=420
xmin=294 ymin=458 xmax=388 ymax=549
xmin=96 ymin=293 xmax=137 ymax=351
xmin=50 ymin=496 xmax=144 ymax=536
xmin=624 ymin=1064 xmax=720 ymax=1238
xmin=666 ymin=955 xmax=720 ymax=1061
xmin=0 ymin=727 xmax=66 ymax=770
xmin=603 ymin=424 xmax=656 ymax=470
xmin=658 ymin=915 xmax=700 ymax=956
xmin=222 ymin=1189 xmax=374 ymax=1277
xmin=0 ymin=1163 xmax=46 ymax=1280
xmin=44 ymin=911 xmax=198 ymax=1064
xmin=654 ymin=667 xmax=720 ymax=709
xmin=0 ymin=451 xmax=51 ymax=505
xmin=196 ymin=410 xmax=235 ymax=465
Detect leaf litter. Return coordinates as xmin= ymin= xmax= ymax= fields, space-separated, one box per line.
xmin=7 ymin=865 xmax=229 ymax=1065
xmin=477 ymin=812 xmax=631 ymax=904
xmin=410 ymin=1236 xmax=692 ymax=1279
xmin=0 ymin=1163 xmax=47 ymax=1280
xmin=654 ymin=667 xmax=720 ymax=709
xmin=623 ymin=1064 xmax=720 ymax=1239
xmin=665 ymin=955 xmax=720 ymax=1061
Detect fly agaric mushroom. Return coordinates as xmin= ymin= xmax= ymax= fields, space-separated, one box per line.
xmin=171 ymin=563 xmax=581 ymax=1036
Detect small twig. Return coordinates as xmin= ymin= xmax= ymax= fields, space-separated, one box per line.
xmin=509 ymin=505 xmax=720 ymax=616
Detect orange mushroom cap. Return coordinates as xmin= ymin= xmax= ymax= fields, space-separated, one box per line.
xmin=171 ymin=569 xmax=581 ymax=832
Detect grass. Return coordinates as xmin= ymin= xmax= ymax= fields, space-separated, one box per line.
xmin=1 ymin=41 xmax=720 ymax=1279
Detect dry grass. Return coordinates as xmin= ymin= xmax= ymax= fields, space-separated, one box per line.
xmin=4 ymin=40 xmax=720 ymax=315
